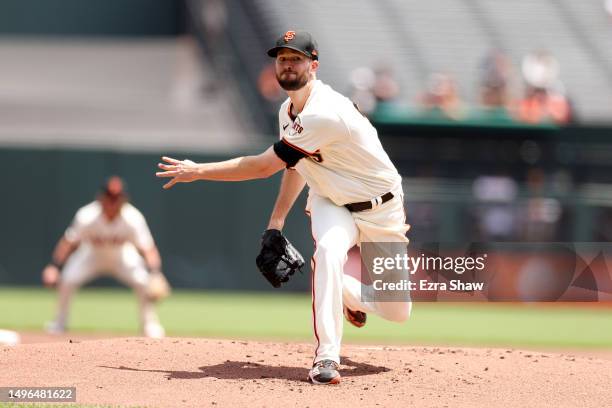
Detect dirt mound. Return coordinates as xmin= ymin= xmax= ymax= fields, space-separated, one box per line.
xmin=1 ymin=337 xmax=611 ymax=407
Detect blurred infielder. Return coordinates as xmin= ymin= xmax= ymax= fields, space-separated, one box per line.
xmin=42 ymin=176 xmax=168 ymax=338
xmin=156 ymin=31 xmax=411 ymax=384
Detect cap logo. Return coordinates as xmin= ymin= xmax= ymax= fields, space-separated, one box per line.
xmin=283 ymin=31 xmax=296 ymax=42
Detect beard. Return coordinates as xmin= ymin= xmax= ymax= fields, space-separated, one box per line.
xmin=276 ymin=70 xmax=309 ymax=91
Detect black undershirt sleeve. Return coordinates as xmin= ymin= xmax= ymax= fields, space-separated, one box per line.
xmin=273 ymin=140 xmax=307 ymax=168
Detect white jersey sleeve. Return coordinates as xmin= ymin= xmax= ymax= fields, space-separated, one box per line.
xmin=122 ymin=204 xmax=155 ymax=250
xmin=282 ymin=111 xmax=346 ymax=156
xmin=64 ymin=202 xmax=98 ymax=243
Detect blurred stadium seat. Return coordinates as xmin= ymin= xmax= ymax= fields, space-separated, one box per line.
xmin=238 ymin=0 xmax=612 ymax=123
xmin=0 ymin=37 xmax=254 ymax=152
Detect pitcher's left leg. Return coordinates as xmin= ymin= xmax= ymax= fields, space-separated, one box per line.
xmin=353 ymin=192 xmax=413 ymax=323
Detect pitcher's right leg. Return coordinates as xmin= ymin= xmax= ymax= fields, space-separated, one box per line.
xmin=307 ymin=193 xmax=358 ymax=375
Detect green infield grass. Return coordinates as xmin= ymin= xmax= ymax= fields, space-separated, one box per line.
xmin=1 ymin=286 xmax=611 ymax=348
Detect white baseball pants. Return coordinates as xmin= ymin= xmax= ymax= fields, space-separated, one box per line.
xmin=306 ymin=188 xmax=412 ymax=364
xmin=53 ymin=245 xmax=160 ymax=332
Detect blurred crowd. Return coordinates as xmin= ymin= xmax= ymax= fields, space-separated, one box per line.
xmin=470 ymin=170 xmax=566 ymax=242
xmin=350 ymin=49 xmax=574 ymax=125
xmin=257 ymin=49 xmax=574 ymax=126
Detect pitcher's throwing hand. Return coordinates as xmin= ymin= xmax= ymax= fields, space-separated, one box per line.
xmin=156 ymin=156 xmax=199 ymax=189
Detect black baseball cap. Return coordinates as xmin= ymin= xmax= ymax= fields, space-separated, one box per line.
xmin=267 ymin=30 xmax=319 ymax=60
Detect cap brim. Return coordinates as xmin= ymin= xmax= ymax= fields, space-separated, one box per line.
xmin=267 ymin=45 xmax=312 ymax=58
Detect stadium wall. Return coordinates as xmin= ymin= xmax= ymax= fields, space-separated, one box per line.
xmin=0 ymin=0 xmax=184 ymax=36
xmin=2 ymin=124 xmax=612 ymax=290
xmin=0 ymin=147 xmax=312 ymax=291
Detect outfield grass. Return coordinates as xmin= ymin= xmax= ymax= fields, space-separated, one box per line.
xmin=1 ymin=286 xmax=611 ymax=348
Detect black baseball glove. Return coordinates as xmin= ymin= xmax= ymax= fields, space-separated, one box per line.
xmin=256 ymin=229 xmax=305 ymax=288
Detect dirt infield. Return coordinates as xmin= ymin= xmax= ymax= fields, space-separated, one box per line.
xmin=2 ymin=336 xmax=612 ymax=408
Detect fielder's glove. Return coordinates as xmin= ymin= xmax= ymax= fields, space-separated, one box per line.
xmin=256 ymin=229 xmax=305 ymax=288
xmin=146 ymin=270 xmax=171 ymax=302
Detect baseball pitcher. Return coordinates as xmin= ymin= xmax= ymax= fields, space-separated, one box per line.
xmin=156 ymin=31 xmax=411 ymax=384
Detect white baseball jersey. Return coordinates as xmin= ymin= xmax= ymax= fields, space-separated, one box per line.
xmin=64 ymin=201 xmax=155 ymax=255
xmin=275 ymin=79 xmax=401 ymax=205
xmin=54 ymin=200 xmax=164 ymax=338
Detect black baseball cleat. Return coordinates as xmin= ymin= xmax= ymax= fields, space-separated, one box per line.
xmin=308 ymin=359 xmax=341 ymax=385
xmin=344 ymin=306 xmax=367 ymax=328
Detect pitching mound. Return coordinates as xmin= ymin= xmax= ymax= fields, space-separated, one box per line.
xmin=2 ymin=337 xmax=611 ymax=407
